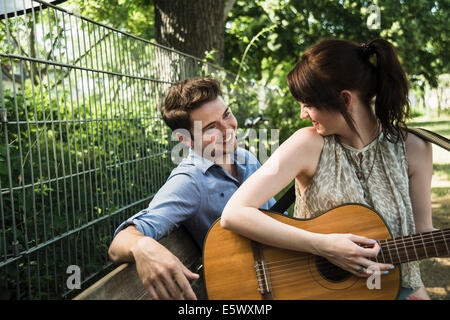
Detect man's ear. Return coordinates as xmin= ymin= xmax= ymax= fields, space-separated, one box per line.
xmin=175 ymin=130 xmax=193 ymax=148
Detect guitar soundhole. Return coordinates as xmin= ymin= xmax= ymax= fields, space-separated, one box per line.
xmin=315 ymin=256 xmax=352 ymax=282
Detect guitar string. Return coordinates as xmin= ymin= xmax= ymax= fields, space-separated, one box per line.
xmin=375 ymin=231 xmax=450 ymax=261
xmin=258 ymin=256 xmax=386 ymax=281
xmin=256 ymin=253 xmax=437 ymax=289
xmin=251 ymin=232 xmax=449 ymax=293
xmin=253 ymin=231 xmax=449 ymax=271
xmin=260 ymin=256 xmax=396 ymax=279
xmin=264 ymin=252 xmax=407 ymax=291
xmin=270 ymin=265 xmax=349 ymax=285
xmin=270 ymin=274 xmax=358 ymax=291
xmin=251 ymin=230 xmax=450 ymax=288
xmin=254 ymin=244 xmax=448 ymax=292
xmin=254 ymin=240 xmax=449 ymax=276
xmin=255 ymin=253 xmax=421 ymax=292
xmin=262 ymin=261 xmax=338 ymax=279
xmin=253 ymin=239 xmax=449 ymax=278
xmin=253 ymin=240 xmax=449 ymax=289
xmin=252 ymin=233 xmax=450 ymax=280
xmin=255 ymin=262 xmax=375 ymax=292
xmin=264 ymin=229 xmax=450 ymax=266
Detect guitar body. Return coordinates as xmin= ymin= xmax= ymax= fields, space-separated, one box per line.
xmin=203 ymin=204 xmax=401 ymax=300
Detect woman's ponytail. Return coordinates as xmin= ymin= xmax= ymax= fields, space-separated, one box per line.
xmin=287 ymin=38 xmax=411 ymax=142
xmin=368 ymin=39 xmax=410 ymax=142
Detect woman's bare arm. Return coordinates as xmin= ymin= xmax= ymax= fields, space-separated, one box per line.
xmin=405 ymin=132 xmax=434 ymax=233
xmin=221 ymin=127 xmax=394 ymax=276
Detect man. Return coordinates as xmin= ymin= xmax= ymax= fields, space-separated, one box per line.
xmin=108 ymin=77 xmax=276 ymax=300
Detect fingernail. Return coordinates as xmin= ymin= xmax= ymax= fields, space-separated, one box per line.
xmin=390 ymin=265 xmax=395 ymax=269
xmin=383 ymin=271 xmax=389 ymax=275
xmin=369 ymin=239 xmax=377 ymax=243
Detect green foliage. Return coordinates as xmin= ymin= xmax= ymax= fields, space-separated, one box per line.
xmin=2 ymin=0 xmax=448 ymax=300
xmin=68 ymin=0 xmax=449 ymax=140
xmin=0 ymin=2 xmax=270 ymax=300
xmin=225 ymin=0 xmax=448 ymax=86
xmin=0 ymin=4 xmax=176 ymax=299
xmin=0 ymin=78 xmax=175 ymax=298
xmin=70 ymin=0 xmax=155 ymax=40
xmin=224 ymin=0 xmax=448 ymax=139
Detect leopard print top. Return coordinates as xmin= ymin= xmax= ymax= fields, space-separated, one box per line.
xmin=293 ymin=132 xmax=422 ymax=290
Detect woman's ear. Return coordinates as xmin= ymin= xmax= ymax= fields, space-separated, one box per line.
xmin=340 ymin=90 xmax=353 ymax=109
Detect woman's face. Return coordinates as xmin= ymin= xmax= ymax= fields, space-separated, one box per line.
xmin=299 ymin=102 xmax=345 ymax=136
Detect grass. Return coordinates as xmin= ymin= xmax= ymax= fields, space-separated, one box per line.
xmin=407 ymin=114 xmax=450 ymax=300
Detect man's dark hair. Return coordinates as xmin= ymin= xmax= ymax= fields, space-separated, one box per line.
xmin=161 ymin=77 xmax=222 ymax=131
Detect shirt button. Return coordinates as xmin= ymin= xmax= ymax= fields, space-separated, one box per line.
xmin=220 ymin=192 xmax=224 ymax=197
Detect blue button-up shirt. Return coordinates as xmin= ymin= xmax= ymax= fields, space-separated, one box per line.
xmin=113 ymin=147 xmax=276 ymax=249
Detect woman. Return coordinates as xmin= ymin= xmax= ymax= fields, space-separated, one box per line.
xmin=221 ymin=38 xmax=433 ymax=300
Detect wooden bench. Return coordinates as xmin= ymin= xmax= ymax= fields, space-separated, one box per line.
xmin=73 ymin=227 xmax=207 ymax=300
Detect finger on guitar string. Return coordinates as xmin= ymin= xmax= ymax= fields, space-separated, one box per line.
xmin=326 ymin=258 xmax=378 ymax=278
xmin=349 ymin=234 xmax=381 ymax=256
xmin=313 ymin=233 xmax=395 ymax=279
xmin=317 ymin=255 xmax=369 ymax=278
xmin=351 ymin=264 xmax=372 ymax=277
xmin=352 ymin=238 xmax=395 ymax=270
xmin=351 ymin=257 xmax=394 ymax=278
xmin=340 ymin=263 xmax=369 ymax=277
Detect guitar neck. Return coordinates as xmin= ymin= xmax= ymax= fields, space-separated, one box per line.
xmin=375 ymin=228 xmax=450 ymax=264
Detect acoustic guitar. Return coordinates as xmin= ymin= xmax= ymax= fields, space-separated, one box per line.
xmin=203 ymin=204 xmax=449 ymax=300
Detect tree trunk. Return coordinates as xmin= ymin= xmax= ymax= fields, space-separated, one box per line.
xmin=154 ymin=0 xmax=225 ymax=65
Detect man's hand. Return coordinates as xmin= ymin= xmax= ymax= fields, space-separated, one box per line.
xmin=131 ymin=236 xmax=199 ymax=300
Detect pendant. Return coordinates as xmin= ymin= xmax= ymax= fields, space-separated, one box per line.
xmin=356 ymin=170 xmax=363 ymax=180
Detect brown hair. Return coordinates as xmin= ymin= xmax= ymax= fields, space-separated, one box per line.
xmin=161 ymin=76 xmax=222 ymax=131
xmin=287 ymin=38 xmax=410 ymax=142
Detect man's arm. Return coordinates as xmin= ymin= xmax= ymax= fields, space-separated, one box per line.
xmin=108 ymin=172 xmax=201 ymax=300
xmin=109 ymin=225 xmax=199 ymax=300
xmin=108 ymin=224 xmax=146 ymax=264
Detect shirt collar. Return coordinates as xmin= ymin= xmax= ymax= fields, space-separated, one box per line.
xmin=187 ymin=147 xmax=248 ymax=174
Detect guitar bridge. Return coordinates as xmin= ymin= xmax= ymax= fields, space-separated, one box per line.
xmin=254 ymin=261 xmax=271 ymax=295
xmin=251 ymin=241 xmax=273 ymax=299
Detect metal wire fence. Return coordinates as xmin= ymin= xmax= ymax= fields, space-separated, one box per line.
xmin=0 ymin=0 xmax=274 ymax=299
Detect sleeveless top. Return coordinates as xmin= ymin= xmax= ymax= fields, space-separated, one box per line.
xmin=293 ymin=132 xmax=422 ymax=290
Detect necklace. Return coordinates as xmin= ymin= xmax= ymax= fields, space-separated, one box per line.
xmin=338 ymin=134 xmax=380 ymax=186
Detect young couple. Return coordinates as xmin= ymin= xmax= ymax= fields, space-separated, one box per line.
xmin=108 ymin=38 xmax=433 ymax=300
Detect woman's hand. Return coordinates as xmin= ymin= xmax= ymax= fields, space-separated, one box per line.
xmin=313 ymin=233 xmax=394 ymax=277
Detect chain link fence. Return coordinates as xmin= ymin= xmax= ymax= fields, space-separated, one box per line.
xmin=0 ymin=0 xmax=275 ymax=299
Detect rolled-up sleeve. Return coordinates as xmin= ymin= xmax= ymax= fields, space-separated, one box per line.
xmin=113 ymin=173 xmax=200 ymax=240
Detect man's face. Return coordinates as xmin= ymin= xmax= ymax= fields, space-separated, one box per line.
xmin=188 ymin=96 xmax=238 ymax=160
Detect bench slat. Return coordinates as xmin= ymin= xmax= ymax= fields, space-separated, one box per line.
xmin=74 ymin=227 xmax=206 ymax=300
